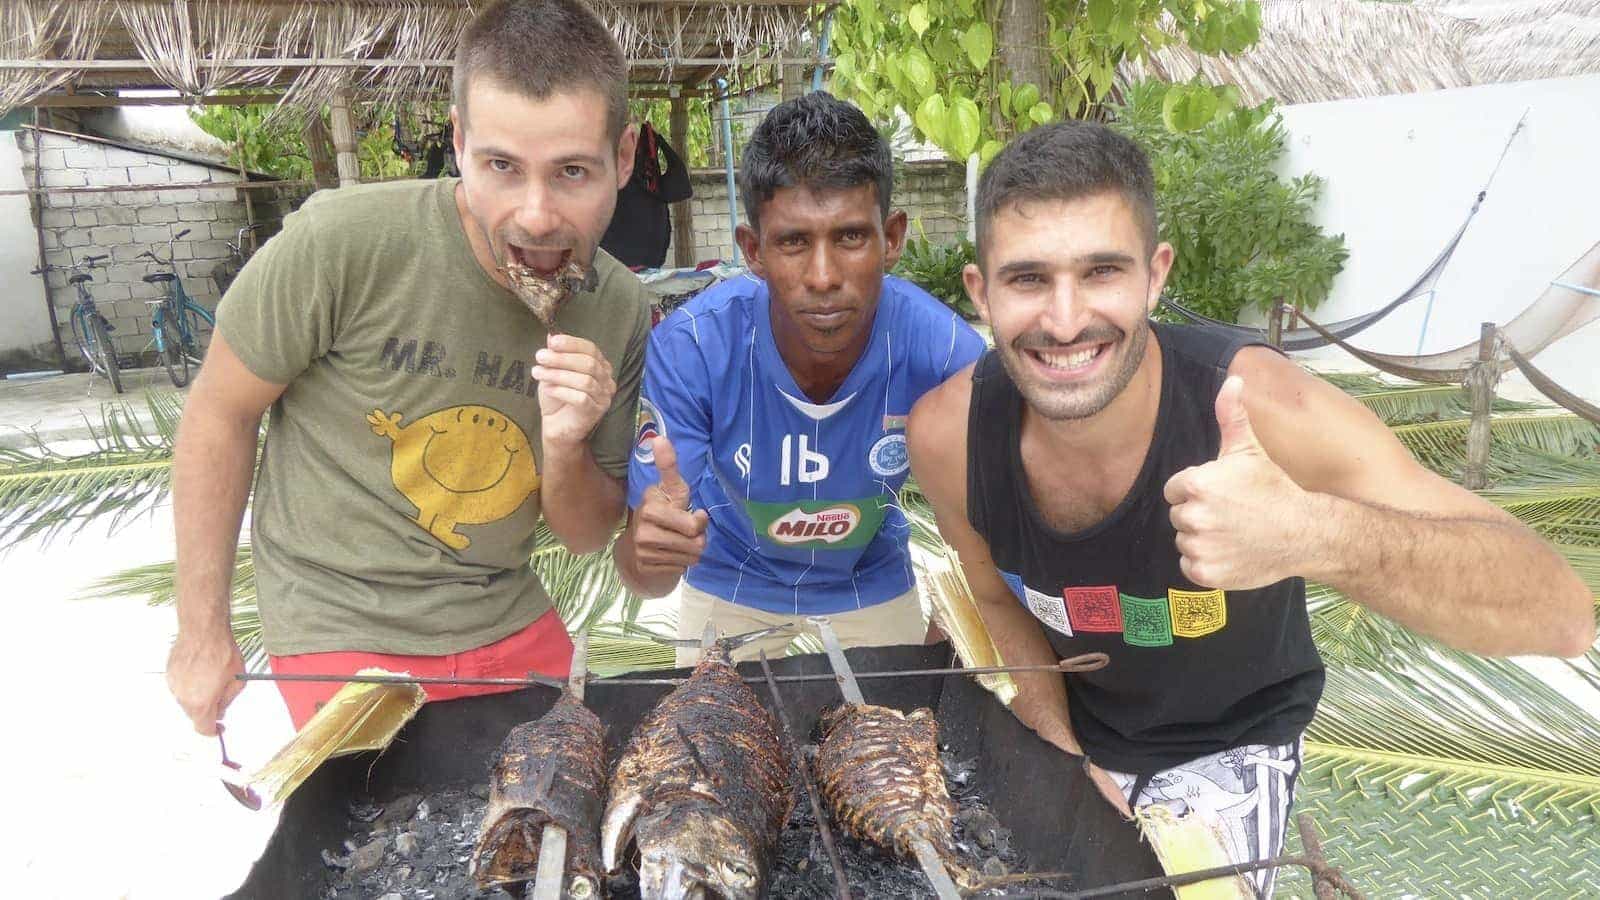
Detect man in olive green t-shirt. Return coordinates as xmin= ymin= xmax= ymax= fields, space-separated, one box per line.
xmin=166 ymin=0 xmax=650 ymax=732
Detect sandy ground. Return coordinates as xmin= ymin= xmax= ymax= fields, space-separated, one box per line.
xmin=5 ymin=503 xmax=289 ymax=900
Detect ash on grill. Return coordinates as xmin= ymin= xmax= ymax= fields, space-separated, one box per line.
xmin=323 ymin=752 xmax=1040 ymax=899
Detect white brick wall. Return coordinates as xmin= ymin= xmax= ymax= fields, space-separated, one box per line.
xmin=661 ymin=160 xmax=969 ymax=267
xmin=17 ymin=129 xmax=291 ymax=367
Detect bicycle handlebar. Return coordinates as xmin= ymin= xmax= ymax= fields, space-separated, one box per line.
xmin=174 ymin=228 xmax=192 ymax=240
xmin=31 ymin=255 xmax=108 ymax=275
xmin=84 ymin=254 xmax=108 ymax=264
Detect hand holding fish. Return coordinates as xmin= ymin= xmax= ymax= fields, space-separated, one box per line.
xmin=166 ymin=627 xmax=246 ymax=736
xmin=633 ymin=435 xmax=709 ymax=578
xmin=533 ymin=334 xmax=616 ymax=452
xmin=1163 ymin=376 xmax=1308 ymax=591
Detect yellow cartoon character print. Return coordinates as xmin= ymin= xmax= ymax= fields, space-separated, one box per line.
xmin=367 ymin=404 xmax=540 ymax=550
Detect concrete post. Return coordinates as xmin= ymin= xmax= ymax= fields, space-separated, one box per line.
xmin=1463 ymin=321 xmax=1498 ymax=490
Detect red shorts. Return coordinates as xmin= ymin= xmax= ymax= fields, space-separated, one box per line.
xmin=268 ymin=610 xmax=573 ymax=730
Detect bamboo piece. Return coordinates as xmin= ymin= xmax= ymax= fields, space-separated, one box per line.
xmin=329 ymin=88 xmax=360 ymax=188
xmin=669 ymin=94 xmax=696 ymax=269
xmin=1463 ymin=321 xmax=1497 ymax=490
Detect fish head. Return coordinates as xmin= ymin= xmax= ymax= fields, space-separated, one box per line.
xmin=635 ymin=806 xmax=765 ymax=900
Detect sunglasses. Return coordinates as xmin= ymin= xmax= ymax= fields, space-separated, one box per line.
xmin=216 ymin=722 xmax=264 ymax=810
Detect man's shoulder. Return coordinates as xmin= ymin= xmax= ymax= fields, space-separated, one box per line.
xmin=908 ymin=358 xmax=975 ymax=447
xmin=881 ymin=274 xmax=962 ymax=326
xmin=293 ymin=178 xmax=448 ymax=230
xmin=655 ymin=272 xmax=762 ymax=347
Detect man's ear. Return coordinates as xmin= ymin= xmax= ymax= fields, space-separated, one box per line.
xmin=735 ymin=223 xmax=764 ymax=279
xmin=615 ymin=124 xmax=638 ymax=189
xmin=450 ymin=105 xmax=465 ymax=164
xmin=1146 ymin=241 xmax=1175 ymax=315
xmin=962 ymin=262 xmax=991 ymax=325
xmin=882 ymin=209 xmax=910 ymax=270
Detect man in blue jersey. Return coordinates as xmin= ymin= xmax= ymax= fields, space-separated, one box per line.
xmin=614 ymin=92 xmax=986 ymax=662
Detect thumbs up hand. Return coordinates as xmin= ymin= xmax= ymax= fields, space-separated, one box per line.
xmin=1162 ymin=376 xmax=1307 ymax=590
xmin=634 ymin=435 xmax=710 ymax=578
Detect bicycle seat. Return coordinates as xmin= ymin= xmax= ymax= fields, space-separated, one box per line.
xmin=143 ymin=272 xmax=176 ymax=284
xmin=69 ymin=273 xmax=92 ymax=284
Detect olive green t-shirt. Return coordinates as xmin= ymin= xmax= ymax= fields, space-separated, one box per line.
xmin=217 ymin=178 xmax=649 ymax=656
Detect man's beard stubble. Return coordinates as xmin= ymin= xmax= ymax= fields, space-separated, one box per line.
xmin=997 ymin=315 xmax=1152 ymax=422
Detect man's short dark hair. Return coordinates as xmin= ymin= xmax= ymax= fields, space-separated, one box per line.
xmin=739 ymin=92 xmax=893 ymax=230
xmin=453 ymin=0 xmax=627 ymax=140
xmin=975 ymin=121 xmax=1158 ymax=265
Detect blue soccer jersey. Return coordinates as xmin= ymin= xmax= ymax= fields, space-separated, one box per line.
xmin=627 ymin=272 xmax=985 ymax=615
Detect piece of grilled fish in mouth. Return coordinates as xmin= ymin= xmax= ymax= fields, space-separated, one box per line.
xmin=500 ymin=246 xmax=597 ymax=330
xmin=471 ymin=689 xmax=607 ymax=897
xmin=601 ymin=642 xmax=796 ymax=900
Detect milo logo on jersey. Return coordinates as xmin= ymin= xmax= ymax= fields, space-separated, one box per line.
xmin=746 ymin=498 xmax=887 ymax=550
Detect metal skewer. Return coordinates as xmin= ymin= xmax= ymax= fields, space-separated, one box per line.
xmin=235 ymin=654 xmax=1109 ymax=690
xmin=529 ymin=631 xmax=590 ymax=900
xmin=810 ymin=616 xmax=962 ymax=900
xmin=757 ymin=649 xmax=853 ymax=900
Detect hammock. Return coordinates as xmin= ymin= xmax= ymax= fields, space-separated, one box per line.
xmin=1505 ymin=344 xmax=1600 ymax=426
xmin=1294 ymin=239 xmax=1600 ymax=385
xmin=1164 ymin=113 xmax=1529 ymax=351
xmin=1162 ymin=193 xmax=1479 ymax=351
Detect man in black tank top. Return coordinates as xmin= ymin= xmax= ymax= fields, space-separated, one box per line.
xmin=907 ymin=123 xmax=1592 ymax=896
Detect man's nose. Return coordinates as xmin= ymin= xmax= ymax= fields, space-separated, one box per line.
xmin=514 ymin=182 xmax=561 ymax=237
xmin=802 ymin=244 xmax=843 ymax=294
xmin=1039 ymin=280 xmax=1091 ymax=338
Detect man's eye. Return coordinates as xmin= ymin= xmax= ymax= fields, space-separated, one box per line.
xmin=563 ymin=165 xmax=587 ymax=179
xmin=489 ymin=159 xmax=513 ymax=173
xmin=840 ymin=230 xmax=865 ymax=243
xmin=1012 ymin=273 xmax=1042 ymax=285
xmin=1089 ymin=264 xmax=1120 ymax=278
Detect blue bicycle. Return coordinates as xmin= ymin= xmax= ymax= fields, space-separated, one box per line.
xmin=137 ymin=227 xmax=215 ymax=388
xmin=30 ymin=253 xmax=124 ymax=393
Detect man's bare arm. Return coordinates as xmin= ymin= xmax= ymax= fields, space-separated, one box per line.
xmin=168 ymin=334 xmax=285 ymax=734
xmin=1166 ymin=350 xmax=1594 ymax=657
xmin=908 ymin=376 xmax=1077 ymax=752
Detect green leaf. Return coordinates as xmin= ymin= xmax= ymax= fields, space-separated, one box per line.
xmin=998 ymin=80 xmax=1012 ymax=113
xmin=904 ymin=48 xmax=937 ymax=98
xmin=979 ymin=139 xmax=1005 ymax=166
xmin=915 ymin=93 xmax=949 ymax=146
xmin=1012 ymin=82 xmax=1040 ymax=117
xmin=1086 ymin=0 xmax=1115 ymax=31
xmin=909 ymin=2 xmax=931 ymax=37
xmin=1028 ymin=101 xmax=1054 ymax=125
xmin=1161 ymin=82 xmax=1219 ymax=132
xmin=954 ymin=0 xmax=975 ymax=15
xmin=959 ymin=22 xmax=994 ymax=72
xmin=948 ymin=95 xmax=982 ymax=159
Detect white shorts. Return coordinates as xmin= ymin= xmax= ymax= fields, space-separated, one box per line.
xmin=1107 ymin=738 xmax=1304 ymax=898
xmin=674 ymin=582 xmax=928 ymax=667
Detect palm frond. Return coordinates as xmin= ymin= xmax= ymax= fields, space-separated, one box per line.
xmin=1349 ymin=383 xmax=1543 ymax=425
xmin=79 ymin=544 xmax=264 ymax=669
xmin=1313 ymin=371 xmax=1390 ymax=394
xmin=1391 ymin=415 xmax=1600 ymax=481
xmin=0 ymin=393 xmax=186 ymax=551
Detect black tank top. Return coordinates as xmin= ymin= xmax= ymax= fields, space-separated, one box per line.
xmin=966 ymin=323 xmax=1324 ymax=774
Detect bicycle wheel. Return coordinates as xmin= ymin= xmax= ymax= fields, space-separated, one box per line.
xmin=157 ymin=310 xmax=190 ymax=388
xmin=89 ymin=313 xmax=124 ymax=393
xmin=182 ymin=303 xmax=216 ymax=363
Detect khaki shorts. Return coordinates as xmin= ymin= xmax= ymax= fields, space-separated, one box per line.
xmin=674 ymin=582 xmax=929 ymax=667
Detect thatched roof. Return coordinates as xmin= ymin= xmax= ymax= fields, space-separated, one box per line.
xmin=1 ymin=0 xmax=827 ymax=117
xmin=1122 ymin=0 xmax=1600 ymax=107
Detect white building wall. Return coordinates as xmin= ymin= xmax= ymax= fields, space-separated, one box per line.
xmin=1267 ymin=74 xmax=1600 ymax=401
xmin=0 ymin=130 xmax=58 ymax=370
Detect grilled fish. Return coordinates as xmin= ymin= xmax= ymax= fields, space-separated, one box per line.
xmin=502 ymin=256 xmax=597 ymax=330
xmin=601 ymin=642 xmax=796 ymax=900
xmin=473 ymin=690 xmax=607 ymax=897
xmin=815 ymin=703 xmax=957 ymax=861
